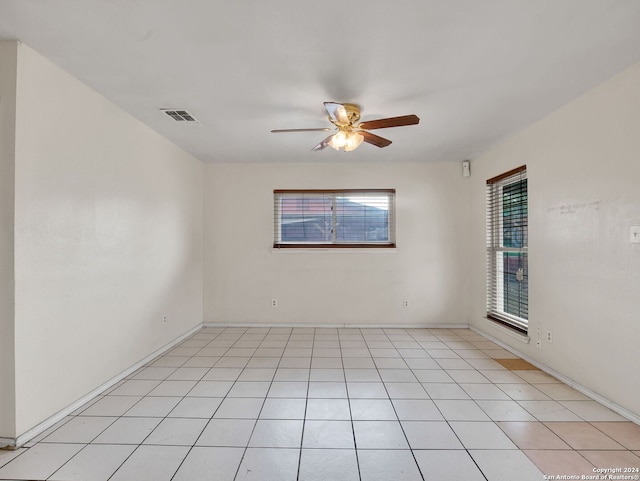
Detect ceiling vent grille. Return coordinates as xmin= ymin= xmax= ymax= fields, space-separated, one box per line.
xmin=160 ymin=109 xmax=200 ymax=124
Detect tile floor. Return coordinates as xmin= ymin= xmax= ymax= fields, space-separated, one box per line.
xmin=1 ymin=327 xmax=639 ymax=480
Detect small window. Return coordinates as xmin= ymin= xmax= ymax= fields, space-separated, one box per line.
xmin=486 ymin=166 xmax=528 ymax=333
xmin=273 ymin=189 xmax=396 ymax=248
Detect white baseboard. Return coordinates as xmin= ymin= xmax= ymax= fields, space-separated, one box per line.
xmin=469 ymin=325 xmax=640 ymax=425
xmin=5 ymin=323 xmax=203 ymax=449
xmin=203 ymin=322 xmax=469 ymax=329
xmin=0 ymin=437 xmax=15 ymax=450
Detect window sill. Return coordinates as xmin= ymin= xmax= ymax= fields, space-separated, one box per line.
xmin=274 ymin=243 xmax=395 ymax=249
xmin=271 ymin=247 xmax=397 ymax=254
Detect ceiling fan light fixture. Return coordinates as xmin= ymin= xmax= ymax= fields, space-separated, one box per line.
xmin=344 ymin=131 xmax=364 ymax=151
xmin=329 ymin=131 xmax=347 ymax=150
xmin=329 ymin=130 xmax=363 ymax=151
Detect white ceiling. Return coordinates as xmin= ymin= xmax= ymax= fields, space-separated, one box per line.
xmin=1 ymin=0 xmax=640 ymax=164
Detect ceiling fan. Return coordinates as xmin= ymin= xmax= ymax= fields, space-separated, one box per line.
xmin=271 ymin=102 xmax=420 ymax=152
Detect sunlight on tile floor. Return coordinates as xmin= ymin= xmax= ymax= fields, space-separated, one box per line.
xmin=1 ymin=327 xmax=638 ymax=480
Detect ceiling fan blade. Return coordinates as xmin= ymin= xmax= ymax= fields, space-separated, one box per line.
xmin=361 ymin=131 xmax=392 ymax=148
xmin=271 ymin=128 xmax=332 ymax=133
xmin=311 ymin=134 xmax=335 ymax=151
xmin=358 ymin=114 xmax=420 ymax=130
xmin=324 ymin=102 xmax=349 ymax=125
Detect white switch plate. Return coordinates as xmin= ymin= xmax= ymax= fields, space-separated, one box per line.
xmin=631 ymin=226 xmax=640 ymax=244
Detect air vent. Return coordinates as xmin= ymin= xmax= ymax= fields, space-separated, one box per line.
xmin=160 ymin=109 xmax=200 ymax=124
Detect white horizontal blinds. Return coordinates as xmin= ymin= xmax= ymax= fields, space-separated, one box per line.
xmin=273 ymin=189 xmax=395 ymax=248
xmin=274 ymin=192 xmax=333 ymax=244
xmin=486 ymin=166 xmax=528 ymax=331
xmin=335 ymin=193 xmax=394 ymax=243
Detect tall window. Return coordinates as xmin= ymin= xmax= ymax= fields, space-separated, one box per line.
xmin=273 ymin=189 xmax=395 ymax=248
xmin=486 ymin=167 xmax=528 ymax=332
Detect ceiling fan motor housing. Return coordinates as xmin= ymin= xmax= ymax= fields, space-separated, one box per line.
xmin=329 ymin=103 xmax=361 ymax=127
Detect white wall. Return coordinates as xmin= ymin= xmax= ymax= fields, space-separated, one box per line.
xmin=0 ymin=41 xmax=17 ymax=439
xmin=12 ymin=43 xmax=204 ymax=435
xmin=469 ymin=62 xmax=640 ymax=417
xmin=4 ymin=41 xmax=638 ymax=439
xmin=204 ymin=162 xmax=470 ymax=326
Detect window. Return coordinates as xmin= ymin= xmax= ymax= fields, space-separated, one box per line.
xmin=273 ymin=189 xmax=395 ymax=248
xmin=486 ymin=166 xmax=528 ymax=333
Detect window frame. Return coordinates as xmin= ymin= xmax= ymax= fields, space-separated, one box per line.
xmin=486 ymin=166 xmax=528 ymax=334
xmin=273 ymin=189 xmax=396 ymax=249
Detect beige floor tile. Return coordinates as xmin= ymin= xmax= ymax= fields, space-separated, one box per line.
xmin=415 ymin=450 xmax=485 ymax=480
xmin=460 ymin=383 xmax=511 ymax=400
xmin=0 ymin=444 xmax=85 ymax=480
xmin=49 ymin=444 xmax=136 ymax=481
xmin=518 ymin=400 xmax=583 ymax=421
xmin=532 ymin=383 xmax=590 ymax=401
xmin=497 ymin=421 xmax=570 ymax=449
xmin=524 ymin=449 xmax=595 ymax=477
xmin=498 ymin=383 xmax=550 ymax=401
xmin=299 ymin=449 xmax=359 ymax=481
xmin=559 ymin=400 xmax=627 ymax=421
xmin=477 ymin=400 xmax=537 ymax=421
xmin=494 ymin=358 xmax=538 ymax=370
xmin=592 ymin=422 xmax=640 ymax=450
xmin=470 ymin=449 xmax=544 ymax=481
xmin=357 ymin=449 xmax=422 ymax=481
xmin=513 ymin=370 xmax=560 ymax=383
xmin=483 ymin=349 xmax=519 ymax=359
xmin=434 ymin=399 xmax=489 ymax=421
xmin=302 ymin=420 xmax=355 ymax=449
xmin=544 ymin=422 xmax=625 ymax=450
xmin=402 ymin=421 xmax=464 ymax=449
xmin=248 ymin=420 xmax=303 ymax=448
xmin=579 ymin=450 xmax=640 ymax=470
xmin=450 ymin=421 xmax=517 ymax=449
xmin=172 ymin=447 xmax=244 ymax=481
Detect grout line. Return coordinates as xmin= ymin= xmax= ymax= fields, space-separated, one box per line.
xmin=341 ymin=328 xmax=363 ymax=481
xmin=295 ymin=328 xmax=313 ymax=481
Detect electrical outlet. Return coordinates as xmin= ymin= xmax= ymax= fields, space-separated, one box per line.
xmin=271 ymin=299 xmax=278 ymax=308
xmin=162 ymin=314 xmax=167 ymax=325
xmin=403 ymin=300 xmax=409 ymax=308
xmin=546 ymin=330 xmax=552 ymax=343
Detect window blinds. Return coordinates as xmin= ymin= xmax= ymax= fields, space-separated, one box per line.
xmin=486 ymin=166 xmax=528 ymax=332
xmin=273 ymin=189 xmax=396 ymax=248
